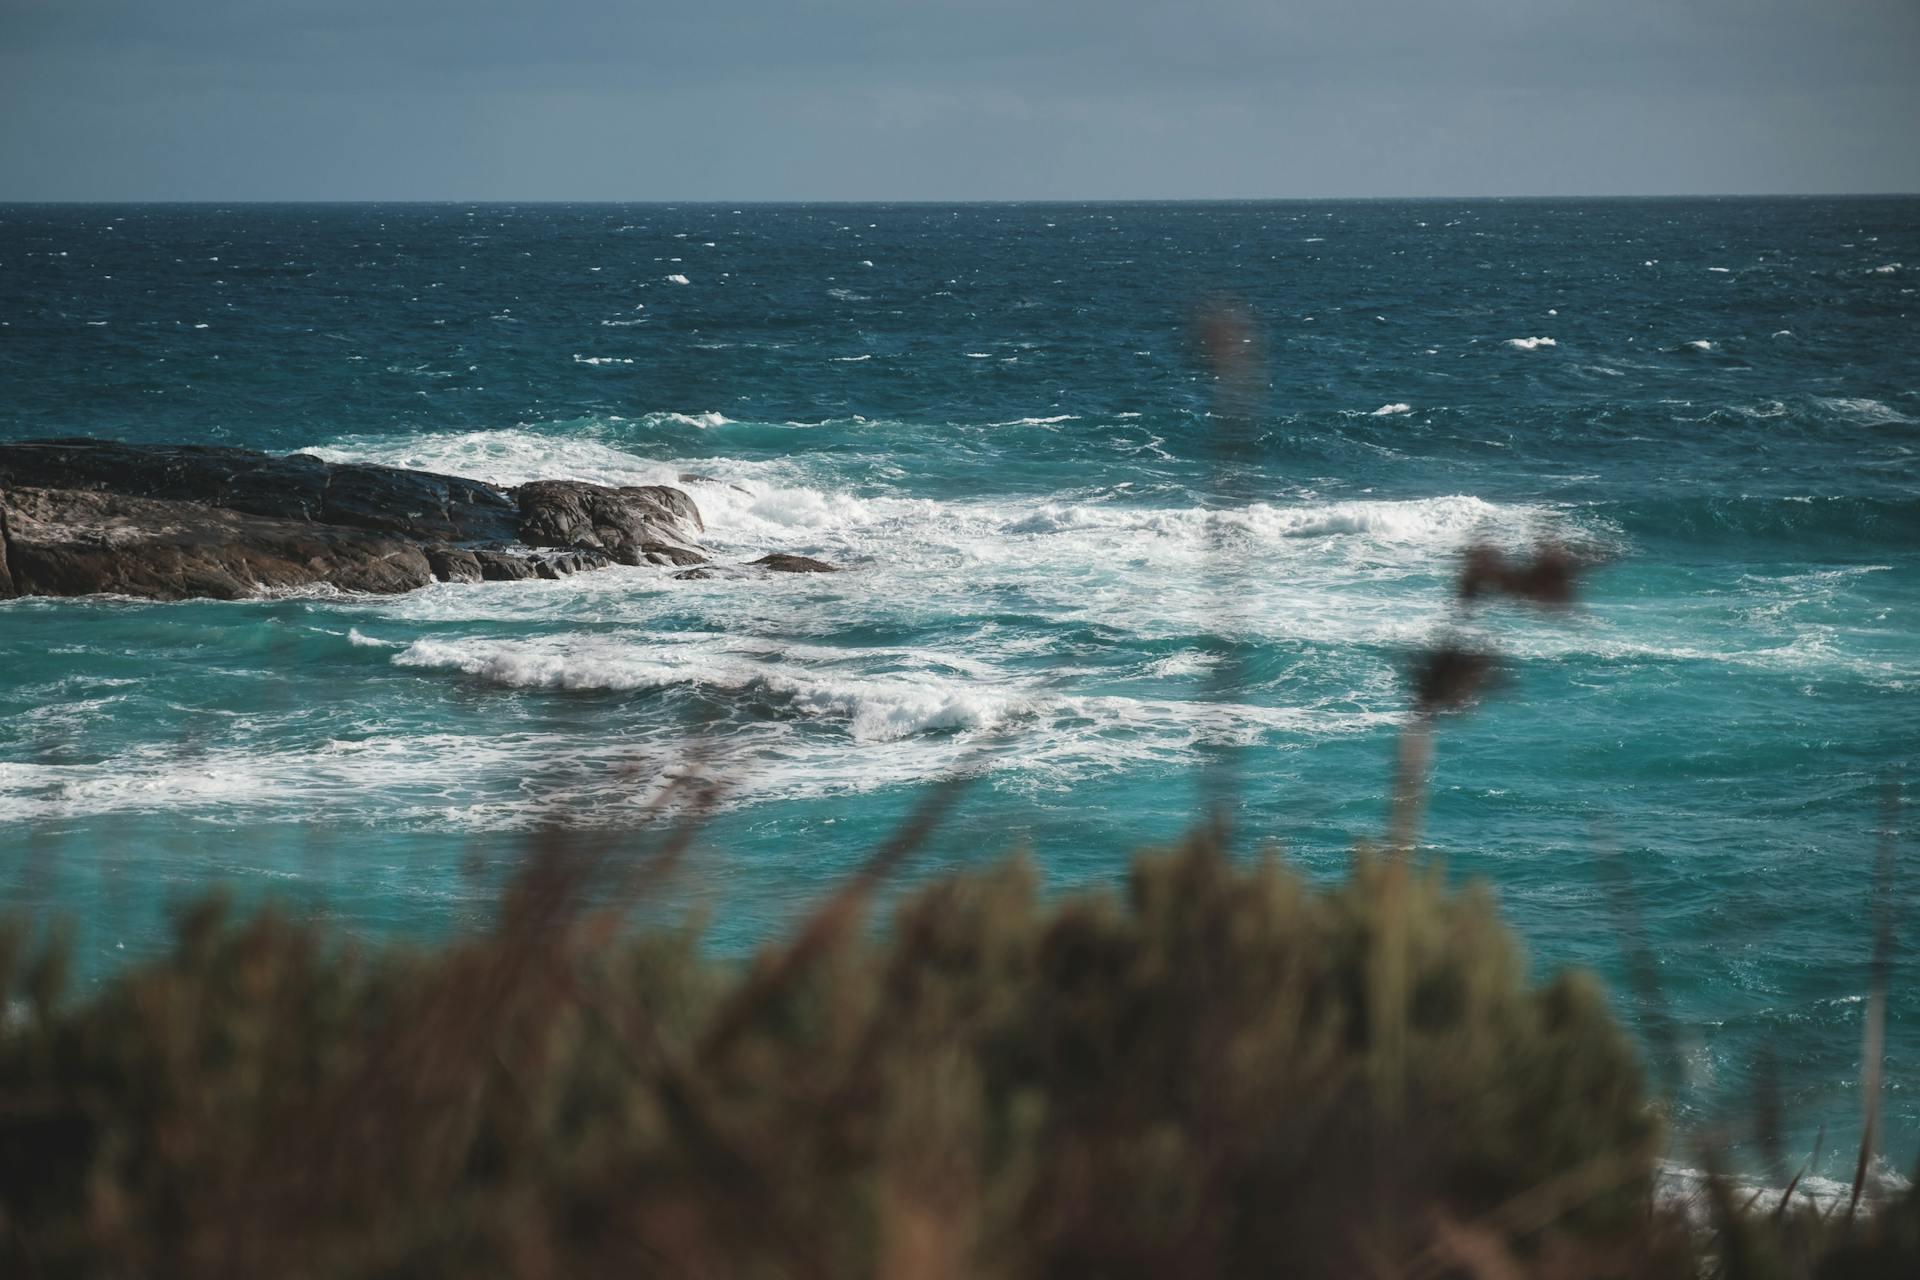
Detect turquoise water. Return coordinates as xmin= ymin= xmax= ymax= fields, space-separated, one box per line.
xmin=2 ymin=200 xmax=1915 ymax=1181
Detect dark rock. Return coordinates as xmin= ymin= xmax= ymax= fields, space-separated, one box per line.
xmin=678 ymin=471 xmax=755 ymax=496
xmin=0 ymin=438 xmax=521 ymax=544
xmin=472 ymin=550 xmax=541 ymax=582
xmin=321 ymin=463 xmax=520 ymax=542
xmin=533 ymin=548 xmax=613 ymax=579
xmin=752 ymin=553 xmax=839 ymax=574
xmin=0 ymin=438 xmax=710 ymax=601
xmin=513 ymin=480 xmax=708 ymax=568
xmin=424 ymin=545 xmax=483 ymax=583
xmin=641 ymin=543 xmax=708 ymax=567
xmin=0 ymin=487 xmax=435 ymax=601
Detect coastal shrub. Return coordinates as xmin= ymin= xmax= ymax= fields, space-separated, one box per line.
xmin=1 ymin=830 xmax=1913 ymax=1276
xmin=0 ymin=828 xmax=1756 ymax=1278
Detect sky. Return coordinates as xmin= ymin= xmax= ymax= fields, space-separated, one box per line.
xmin=2 ymin=1 xmax=1917 ymax=200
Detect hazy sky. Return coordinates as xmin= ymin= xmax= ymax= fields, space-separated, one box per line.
xmin=3 ymin=1 xmax=1917 ymax=200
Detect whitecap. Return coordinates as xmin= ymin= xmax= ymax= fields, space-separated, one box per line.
xmin=658 ymin=411 xmax=732 ymax=429
xmin=665 ymin=273 xmax=690 ymax=285
xmin=1816 ymin=397 xmax=1911 ymax=424
xmin=1505 ymin=336 xmax=1556 ymax=350
xmin=1370 ymin=403 xmax=1412 ymax=416
xmin=392 ymin=636 xmax=1014 ymax=742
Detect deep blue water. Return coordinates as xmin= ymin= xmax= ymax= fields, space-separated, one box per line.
xmin=2 ymin=199 xmax=1916 ymax=1187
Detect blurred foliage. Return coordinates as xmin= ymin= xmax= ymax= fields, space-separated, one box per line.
xmin=2 ymin=829 xmax=1907 ymax=1277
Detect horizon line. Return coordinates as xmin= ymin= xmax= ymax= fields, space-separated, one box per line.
xmin=3 ymin=191 xmax=1919 ymax=207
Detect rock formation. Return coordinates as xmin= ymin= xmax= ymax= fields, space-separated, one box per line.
xmin=0 ymin=439 xmax=710 ymax=601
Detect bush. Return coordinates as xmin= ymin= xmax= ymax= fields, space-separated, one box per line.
xmin=0 ymin=828 xmax=1683 ymax=1278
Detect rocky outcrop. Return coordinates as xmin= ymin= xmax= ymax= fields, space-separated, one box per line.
xmin=0 ymin=438 xmax=711 ymax=602
xmin=515 ymin=480 xmax=706 ymax=567
xmin=0 ymin=487 xmax=439 ymax=600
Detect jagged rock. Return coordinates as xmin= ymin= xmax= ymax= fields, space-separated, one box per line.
xmin=0 ymin=438 xmax=521 ymax=543
xmin=472 ymin=550 xmax=540 ymax=582
xmin=424 ymin=545 xmax=483 ymax=583
xmin=0 ymin=487 xmax=436 ymax=600
xmin=752 ymin=553 xmax=839 ymax=574
xmin=0 ymin=438 xmax=711 ymax=601
xmin=514 ymin=480 xmax=707 ymax=567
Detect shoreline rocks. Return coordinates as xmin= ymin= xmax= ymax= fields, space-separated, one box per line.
xmin=0 ymin=439 xmax=845 ymax=602
xmin=0 ymin=438 xmax=713 ymax=601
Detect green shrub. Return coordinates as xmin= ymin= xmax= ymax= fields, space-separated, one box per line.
xmin=0 ymin=830 xmax=1910 ymax=1277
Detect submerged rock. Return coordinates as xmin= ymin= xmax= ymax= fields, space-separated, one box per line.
xmin=751 ymin=553 xmax=840 ymax=574
xmin=0 ymin=438 xmax=709 ymax=602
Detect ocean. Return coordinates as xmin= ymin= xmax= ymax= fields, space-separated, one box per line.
xmin=1 ymin=199 xmax=1915 ymax=1183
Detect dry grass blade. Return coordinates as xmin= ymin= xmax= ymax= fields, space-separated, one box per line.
xmin=1752 ymin=1042 xmax=1785 ymax=1189
xmin=1429 ymin=1213 xmax=1528 ymax=1280
xmin=1193 ymin=300 xmax=1267 ymax=822
xmin=1775 ymin=1124 xmax=1824 ymax=1222
xmin=1398 ymin=1146 xmax=1655 ymax=1280
xmin=1409 ymin=644 xmax=1500 ymax=717
xmin=1386 ymin=713 xmax=1432 ymax=860
xmin=1590 ymin=829 xmax=1685 ymax=1102
xmin=696 ymin=773 xmax=974 ymax=1065
xmin=1849 ymin=775 xmax=1901 ymax=1219
xmin=1457 ymin=540 xmax=1592 ymax=611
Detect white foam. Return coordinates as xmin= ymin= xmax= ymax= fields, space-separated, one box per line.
xmin=394 ymin=635 xmax=1015 ymax=742
xmin=302 ymin=430 xmax=684 ymax=489
xmin=1869 ymin=263 xmax=1901 ymax=274
xmin=1685 ymin=340 xmax=1714 ymax=351
xmin=831 ymin=354 xmax=872 ymax=362
xmin=665 ymin=273 xmax=690 ymax=285
xmin=1816 ymin=397 xmax=1911 ymax=424
xmin=1658 ymin=1158 xmax=1910 ymax=1223
xmin=572 ymin=355 xmax=634 ymax=365
xmin=994 ymin=493 xmax=1535 ymax=550
xmin=309 ymin=428 xmax=1572 ymax=584
xmin=1370 ymin=403 xmax=1412 ymax=416
xmin=1505 ymin=337 xmax=1556 ymax=350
